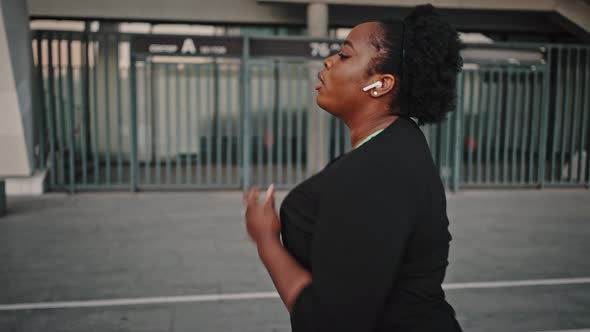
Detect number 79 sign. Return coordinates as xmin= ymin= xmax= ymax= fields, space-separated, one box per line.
xmin=309 ymin=42 xmax=342 ymax=58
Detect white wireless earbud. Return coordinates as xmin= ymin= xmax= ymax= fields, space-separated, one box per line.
xmin=362 ymin=81 xmax=383 ymax=92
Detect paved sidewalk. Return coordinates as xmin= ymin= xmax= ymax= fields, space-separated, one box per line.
xmin=0 ymin=189 xmax=589 ymax=331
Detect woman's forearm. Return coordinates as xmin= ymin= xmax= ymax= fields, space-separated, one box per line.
xmin=257 ymin=237 xmax=312 ymax=313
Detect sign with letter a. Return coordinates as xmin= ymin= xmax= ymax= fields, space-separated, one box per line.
xmin=181 ymin=38 xmax=197 ymax=55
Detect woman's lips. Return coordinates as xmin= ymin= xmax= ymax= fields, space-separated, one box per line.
xmin=316 ymin=72 xmax=325 ymax=90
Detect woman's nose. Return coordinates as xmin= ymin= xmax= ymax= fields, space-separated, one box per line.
xmin=324 ymin=56 xmax=333 ymax=69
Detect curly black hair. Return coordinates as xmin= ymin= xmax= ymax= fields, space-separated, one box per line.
xmin=371 ymin=4 xmax=463 ymax=125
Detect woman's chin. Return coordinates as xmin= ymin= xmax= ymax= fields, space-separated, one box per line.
xmin=316 ymin=94 xmax=331 ymax=112
xmin=315 ymin=99 xmax=337 ymax=116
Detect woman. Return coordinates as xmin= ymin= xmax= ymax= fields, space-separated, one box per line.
xmin=244 ymin=4 xmax=463 ymax=331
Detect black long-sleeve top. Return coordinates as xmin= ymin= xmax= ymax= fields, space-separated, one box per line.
xmin=279 ymin=116 xmax=462 ymax=332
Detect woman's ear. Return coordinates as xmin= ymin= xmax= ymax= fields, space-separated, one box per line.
xmin=369 ymin=74 xmax=396 ymax=97
xmin=380 ymin=74 xmax=396 ymax=94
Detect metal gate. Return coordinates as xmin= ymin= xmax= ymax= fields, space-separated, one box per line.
xmin=457 ymin=65 xmax=549 ymax=188
xmin=31 ymin=30 xmax=590 ymax=192
xmin=132 ymin=60 xmax=242 ymax=189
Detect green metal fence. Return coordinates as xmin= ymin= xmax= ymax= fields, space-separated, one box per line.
xmin=31 ymin=30 xmax=590 ymax=191
xmin=246 ymin=61 xmax=318 ymax=188
xmin=545 ymin=46 xmax=590 ymax=187
xmin=133 ymin=60 xmax=243 ymax=189
xmin=457 ymin=65 xmax=548 ymax=188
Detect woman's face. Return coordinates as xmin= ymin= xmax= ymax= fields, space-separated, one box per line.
xmin=315 ymin=22 xmax=381 ymax=117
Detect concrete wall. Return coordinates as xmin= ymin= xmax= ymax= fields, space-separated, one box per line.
xmin=0 ymin=0 xmax=34 ymax=177
xmin=260 ymin=0 xmax=558 ymax=11
xmin=27 ymin=0 xmax=307 ymax=24
xmin=26 ymin=0 xmax=590 ymax=39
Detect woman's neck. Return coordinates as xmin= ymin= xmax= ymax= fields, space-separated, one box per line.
xmin=348 ymin=114 xmax=398 ymax=149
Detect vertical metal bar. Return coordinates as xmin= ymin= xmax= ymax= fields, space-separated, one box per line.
xmin=274 ymin=61 xmax=281 ymax=184
xmin=539 ymin=47 xmax=552 ymax=189
xmin=186 ymin=64 xmax=192 ymax=185
xmin=559 ymin=48 xmax=573 ymax=184
xmin=475 ymin=69 xmax=487 ymax=184
xmin=35 ymin=33 xmax=47 ymax=169
xmin=277 ymin=64 xmax=284 ymax=186
xmin=529 ymin=71 xmax=541 ymax=184
xmin=36 ymin=33 xmax=46 ymax=171
xmin=154 ymin=63 xmax=161 ymax=186
xmin=214 ymin=60 xmax=222 ymax=185
xmin=569 ymin=48 xmax=582 ymax=183
xmin=466 ymin=70 xmax=476 ymax=184
xmin=232 ymin=64 xmax=239 ymax=185
xmin=452 ymin=71 xmax=464 ymax=191
xmin=494 ymin=69 xmax=504 ymax=184
xmin=32 ymin=35 xmax=40 ymax=170
xmin=484 ymin=68 xmax=495 ymax=183
xmin=225 ymin=65 xmax=232 ymax=185
xmin=80 ymin=28 xmax=90 ymax=185
xmin=56 ymin=35 xmax=65 ymax=188
xmin=257 ymin=65 xmax=264 ymax=185
xmin=129 ymin=55 xmax=139 ymax=192
xmin=176 ymin=64 xmax=182 ymax=185
xmin=432 ymin=124 xmax=441 ymax=167
xmin=443 ymin=106 xmax=452 ymax=188
xmin=46 ymin=33 xmax=57 ymax=188
xmin=229 ymin=64 xmax=236 ymax=185
xmin=144 ymin=59 xmax=151 ymax=185
xmin=104 ymin=34 xmax=111 ymax=187
xmin=195 ymin=65 xmax=202 ymax=185
xmin=234 ymin=62 xmax=244 ymax=188
xmin=241 ymin=36 xmax=252 ymax=189
xmin=35 ymin=36 xmax=45 ymax=171
xmin=115 ymin=35 xmax=123 ymax=184
xmin=206 ymin=63 xmax=214 ymax=185
xmin=503 ymin=67 xmax=514 ymax=184
xmin=334 ymin=115 xmax=341 ymax=157
xmin=165 ymin=64 xmax=171 ymax=184
xmin=0 ymin=181 xmax=5 ymax=216
xmin=91 ymin=34 xmax=100 ymax=185
xmin=550 ymin=47 xmax=563 ymax=184
xmin=286 ymin=64 xmax=293 ymax=185
xmin=344 ymin=124 xmax=352 ymax=152
xmin=580 ymin=48 xmax=590 ymax=185
xmin=521 ymin=70 xmax=531 ymax=184
xmin=429 ymin=124 xmax=437 ymax=164
xmin=511 ymin=69 xmax=523 ymax=184
xmin=296 ymin=65 xmax=304 ymax=182
xmin=266 ymin=63 xmax=274 ymax=185
xmin=67 ymin=35 xmax=76 ymax=193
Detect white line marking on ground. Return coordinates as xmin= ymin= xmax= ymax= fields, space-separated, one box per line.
xmin=1 ymin=277 xmax=589 ymax=311
xmin=441 ymin=277 xmax=590 ymax=290
xmin=534 ymin=330 xmax=590 ymax=332
xmin=0 ymin=292 xmax=279 ymax=311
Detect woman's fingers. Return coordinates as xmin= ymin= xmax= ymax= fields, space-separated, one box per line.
xmin=265 ymin=184 xmax=275 ymax=208
xmin=247 ymin=186 xmax=260 ymax=206
xmin=244 ymin=185 xmax=277 ymax=208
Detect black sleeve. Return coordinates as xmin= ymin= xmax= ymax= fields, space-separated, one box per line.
xmin=291 ymin=174 xmax=414 ymax=332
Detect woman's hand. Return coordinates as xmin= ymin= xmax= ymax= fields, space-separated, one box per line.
xmin=243 ymin=184 xmax=280 ymax=246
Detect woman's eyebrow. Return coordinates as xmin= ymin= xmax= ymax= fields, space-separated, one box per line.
xmin=343 ymin=40 xmax=355 ymax=50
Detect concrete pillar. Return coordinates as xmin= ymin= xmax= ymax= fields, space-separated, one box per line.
xmin=0 ymin=180 xmax=5 ymax=216
xmin=0 ymin=0 xmax=35 ymax=178
xmin=306 ymin=2 xmax=329 ymax=174
xmin=308 ymin=3 xmax=328 ymax=37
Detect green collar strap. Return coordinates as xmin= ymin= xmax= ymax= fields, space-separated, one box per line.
xmin=354 ymin=128 xmax=385 ymax=149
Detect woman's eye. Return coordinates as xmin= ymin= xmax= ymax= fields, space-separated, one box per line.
xmin=338 ymin=53 xmax=350 ymax=59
